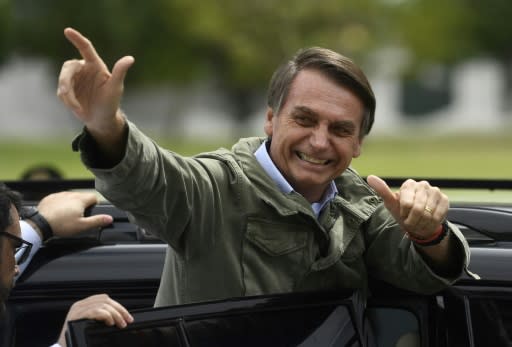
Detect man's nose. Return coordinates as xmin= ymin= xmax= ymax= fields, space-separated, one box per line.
xmin=310 ymin=126 xmax=329 ymax=149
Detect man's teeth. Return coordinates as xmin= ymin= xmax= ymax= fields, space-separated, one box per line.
xmin=298 ymin=152 xmax=328 ymax=165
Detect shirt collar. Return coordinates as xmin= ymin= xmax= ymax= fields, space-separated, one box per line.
xmin=254 ymin=140 xmax=338 ymax=217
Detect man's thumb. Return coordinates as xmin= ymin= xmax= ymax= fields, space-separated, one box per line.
xmin=82 ymin=214 xmax=113 ymax=229
xmin=111 ymin=55 xmax=135 ymax=86
xmin=367 ymin=175 xmax=396 ymax=206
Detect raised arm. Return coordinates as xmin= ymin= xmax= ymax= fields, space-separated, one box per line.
xmin=57 ymin=27 xmax=135 ymax=163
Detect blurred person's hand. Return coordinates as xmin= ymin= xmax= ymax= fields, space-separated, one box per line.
xmin=36 ymin=191 xmax=113 ymax=238
xmin=57 ymin=294 xmax=133 ymax=347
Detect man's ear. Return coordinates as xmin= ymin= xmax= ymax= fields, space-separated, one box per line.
xmin=264 ymin=107 xmax=274 ymax=137
xmin=353 ymin=137 xmax=363 ymax=158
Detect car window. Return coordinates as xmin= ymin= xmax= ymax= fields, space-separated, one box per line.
xmin=185 ymin=306 xmax=358 ymax=347
xmin=85 ymin=321 xmax=183 ymax=346
xmin=366 ymin=308 xmax=420 ymax=347
xmin=66 ymin=295 xmax=362 ymax=347
xmin=469 ymin=298 xmax=512 ymax=345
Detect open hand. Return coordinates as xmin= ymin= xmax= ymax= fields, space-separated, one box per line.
xmin=57 ymin=27 xmax=134 ymax=136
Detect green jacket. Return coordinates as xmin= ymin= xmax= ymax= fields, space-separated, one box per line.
xmin=75 ymin=121 xmax=470 ymax=307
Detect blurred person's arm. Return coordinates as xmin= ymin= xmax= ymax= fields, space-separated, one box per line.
xmin=17 ymin=192 xmax=113 ymax=280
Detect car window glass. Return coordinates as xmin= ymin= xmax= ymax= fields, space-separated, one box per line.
xmin=67 ymin=302 xmax=361 ymax=347
xmin=84 ymin=322 xmax=182 ymax=347
xmin=185 ymin=305 xmax=359 ymax=347
xmin=470 ymin=298 xmax=512 ymax=345
xmin=366 ymin=308 xmax=420 ymax=347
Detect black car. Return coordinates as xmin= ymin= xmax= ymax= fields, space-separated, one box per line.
xmin=4 ymin=178 xmax=512 ymax=347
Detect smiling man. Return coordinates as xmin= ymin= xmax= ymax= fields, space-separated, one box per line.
xmin=57 ymin=28 xmax=473 ymax=312
xmin=263 ymin=68 xmax=365 ymax=204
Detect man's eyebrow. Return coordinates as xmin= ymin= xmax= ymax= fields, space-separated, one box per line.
xmin=293 ymin=106 xmax=318 ymax=117
xmin=331 ymin=120 xmax=356 ymax=131
xmin=294 ymin=105 xmax=356 ymax=130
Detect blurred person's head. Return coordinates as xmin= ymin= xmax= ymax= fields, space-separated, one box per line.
xmin=21 ymin=165 xmax=63 ymax=181
xmin=20 ymin=165 xmax=63 ymax=201
xmin=0 ymin=184 xmax=25 ymax=313
xmin=264 ymin=47 xmax=375 ymax=202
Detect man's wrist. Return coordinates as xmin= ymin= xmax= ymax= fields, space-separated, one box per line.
xmin=22 ymin=206 xmax=53 ymax=241
xmin=407 ymin=222 xmax=449 ymax=247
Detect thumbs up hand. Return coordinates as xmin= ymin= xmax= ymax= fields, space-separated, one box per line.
xmin=366 ymin=175 xmax=448 ymax=240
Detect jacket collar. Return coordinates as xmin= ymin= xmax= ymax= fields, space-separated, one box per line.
xmin=230 ymin=137 xmax=381 ymax=222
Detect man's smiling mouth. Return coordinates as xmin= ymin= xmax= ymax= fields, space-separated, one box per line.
xmin=297 ymin=152 xmax=330 ymax=165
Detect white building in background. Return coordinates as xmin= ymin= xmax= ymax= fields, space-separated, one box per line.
xmin=0 ymin=56 xmax=510 ymax=140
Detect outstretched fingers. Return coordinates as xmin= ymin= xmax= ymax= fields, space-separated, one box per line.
xmin=64 ymin=27 xmax=103 ymax=63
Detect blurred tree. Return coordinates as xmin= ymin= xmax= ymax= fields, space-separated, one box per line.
xmin=161 ymin=0 xmax=386 ymax=121
xmin=6 ymin=0 xmax=512 ymax=121
xmin=384 ymin=0 xmax=512 ymax=113
xmin=466 ymin=0 xmax=512 ymax=111
xmin=382 ymin=0 xmax=474 ymax=73
xmin=0 ymin=0 xmax=12 ymax=65
xmin=9 ymin=0 xmax=205 ymax=83
xmin=8 ymin=0 xmax=388 ymax=122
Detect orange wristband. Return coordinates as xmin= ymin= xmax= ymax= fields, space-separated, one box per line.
xmin=407 ymin=223 xmax=448 ymax=246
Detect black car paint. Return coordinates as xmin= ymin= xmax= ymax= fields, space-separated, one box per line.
xmin=3 ymin=178 xmax=512 ymax=347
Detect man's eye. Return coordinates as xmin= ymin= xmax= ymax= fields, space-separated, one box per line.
xmin=295 ymin=116 xmax=314 ymax=126
xmin=332 ymin=127 xmax=353 ymax=137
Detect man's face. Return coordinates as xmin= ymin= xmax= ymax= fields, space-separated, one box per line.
xmin=0 ymin=204 xmax=21 ymax=305
xmin=264 ymin=68 xmax=364 ymax=202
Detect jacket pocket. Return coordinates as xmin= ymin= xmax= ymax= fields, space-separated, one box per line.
xmin=246 ymin=221 xmax=308 ymax=256
xmin=242 ymin=217 xmax=310 ymax=296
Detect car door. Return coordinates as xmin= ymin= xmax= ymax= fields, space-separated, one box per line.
xmin=5 ymin=203 xmax=166 ymax=347
xmin=65 ymin=291 xmax=365 ymax=347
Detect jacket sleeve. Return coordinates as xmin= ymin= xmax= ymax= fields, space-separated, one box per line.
xmin=363 ymin=204 xmax=471 ymax=294
xmin=72 ymin=121 xmax=231 ymax=252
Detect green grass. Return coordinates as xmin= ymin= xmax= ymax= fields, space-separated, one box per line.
xmin=353 ymin=133 xmax=512 ymax=179
xmin=0 ymin=137 xmax=234 ymax=180
xmin=2 ymin=132 xmax=511 ymax=203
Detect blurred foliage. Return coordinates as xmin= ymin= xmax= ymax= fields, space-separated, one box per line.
xmin=1 ymin=0 xmax=512 ymax=119
xmin=0 ymin=0 xmax=11 ymax=64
